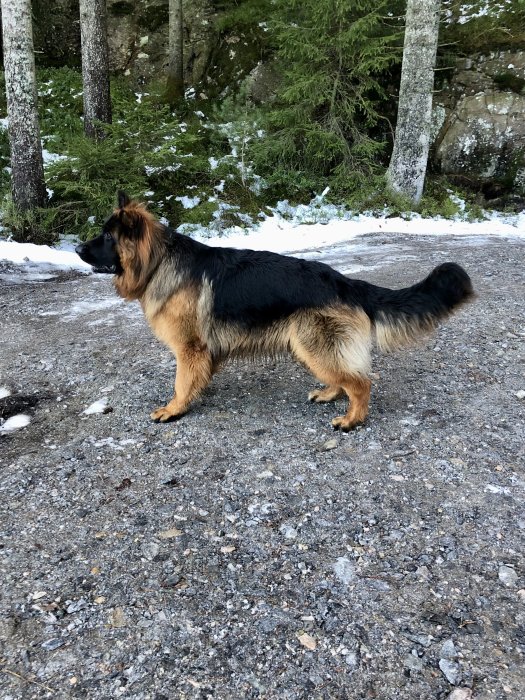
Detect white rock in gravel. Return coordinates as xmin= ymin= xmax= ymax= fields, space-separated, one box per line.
xmin=515 ymin=390 xmax=525 ymax=400
xmin=447 ymin=690 xmax=472 ymax=700
xmin=279 ymin=525 xmax=298 ymax=539
xmin=498 ymin=565 xmax=518 ymax=587
xmin=321 ymin=438 xmax=338 ymax=451
xmin=333 ymin=557 xmax=356 ymax=584
xmin=0 ymin=386 xmax=11 ymax=399
xmin=345 ymin=651 xmax=359 ymax=669
xmin=142 ymin=542 xmax=160 ymax=560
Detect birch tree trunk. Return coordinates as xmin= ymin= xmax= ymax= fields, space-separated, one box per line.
xmin=79 ymin=0 xmax=112 ymax=139
xmin=386 ymin=0 xmax=441 ymax=205
xmin=1 ymin=0 xmax=46 ymax=211
xmin=165 ymin=0 xmax=184 ymax=106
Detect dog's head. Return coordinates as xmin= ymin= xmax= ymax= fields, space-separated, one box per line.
xmin=76 ymin=192 xmax=143 ymax=273
xmin=76 ymin=192 xmax=164 ymax=298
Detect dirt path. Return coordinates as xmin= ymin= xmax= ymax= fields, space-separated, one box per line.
xmin=1 ymin=232 xmax=524 ymax=699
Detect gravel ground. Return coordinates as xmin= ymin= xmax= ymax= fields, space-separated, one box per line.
xmin=0 ymin=232 xmax=524 ymax=700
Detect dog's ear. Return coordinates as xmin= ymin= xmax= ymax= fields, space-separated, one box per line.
xmin=117 ymin=191 xmax=130 ymax=210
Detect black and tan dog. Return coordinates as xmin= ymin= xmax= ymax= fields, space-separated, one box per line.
xmin=76 ymin=192 xmax=474 ymax=430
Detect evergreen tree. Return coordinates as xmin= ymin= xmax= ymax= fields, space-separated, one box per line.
xmin=251 ymin=0 xmax=404 ymax=196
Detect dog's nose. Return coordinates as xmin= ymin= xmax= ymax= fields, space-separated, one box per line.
xmin=75 ymin=243 xmax=86 ymax=256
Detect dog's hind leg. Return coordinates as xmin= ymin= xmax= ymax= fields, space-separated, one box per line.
xmin=291 ymin=307 xmax=372 ymax=431
xmin=151 ymin=343 xmax=213 ymax=423
xmin=331 ymin=375 xmax=371 ymax=431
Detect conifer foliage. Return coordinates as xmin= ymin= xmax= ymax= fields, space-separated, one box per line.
xmin=251 ymin=0 xmax=403 ymax=196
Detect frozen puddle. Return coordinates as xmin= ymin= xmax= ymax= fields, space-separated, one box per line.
xmin=39 ymin=297 xmax=125 ymax=321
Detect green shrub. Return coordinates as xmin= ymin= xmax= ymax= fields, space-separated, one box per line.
xmin=246 ymin=0 xmax=404 ymax=200
xmin=0 ymin=198 xmax=73 ymax=245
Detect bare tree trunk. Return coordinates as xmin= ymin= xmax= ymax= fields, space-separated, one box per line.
xmin=79 ymin=0 xmax=112 ymax=139
xmin=1 ymin=0 xmax=46 ymax=211
xmin=165 ymin=0 xmax=184 ymax=106
xmin=386 ymin=0 xmax=441 ymax=205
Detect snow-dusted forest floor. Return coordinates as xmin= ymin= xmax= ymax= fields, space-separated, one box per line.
xmin=1 ymin=228 xmax=524 ymax=699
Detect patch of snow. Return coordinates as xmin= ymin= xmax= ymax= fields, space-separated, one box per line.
xmin=1 ymin=196 xmax=524 ymax=278
xmin=0 ymin=239 xmax=92 ymax=274
xmin=175 ymin=195 xmax=201 ymax=209
xmin=0 ymin=414 xmax=31 ymax=433
xmin=42 ymin=149 xmax=67 ymax=165
xmin=82 ymin=398 xmax=110 ymax=415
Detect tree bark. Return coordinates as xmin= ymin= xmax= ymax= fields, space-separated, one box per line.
xmin=165 ymin=0 xmax=184 ymax=106
xmin=1 ymin=0 xmax=46 ymax=211
xmin=79 ymin=0 xmax=112 ymax=139
xmin=386 ymin=0 xmax=441 ymax=205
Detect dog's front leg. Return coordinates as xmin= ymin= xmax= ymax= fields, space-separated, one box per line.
xmin=151 ymin=343 xmax=213 ymax=423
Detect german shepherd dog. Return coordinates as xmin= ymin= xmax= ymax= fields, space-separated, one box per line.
xmin=76 ymin=192 xmax=474 ymax=431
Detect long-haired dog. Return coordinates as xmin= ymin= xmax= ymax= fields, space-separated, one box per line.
xmin=76 ymin=192 xmax=474 ymax=431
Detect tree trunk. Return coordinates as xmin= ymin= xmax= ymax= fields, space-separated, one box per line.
xmin=165 ymin=0 xmax=184 ymax=106
xmin=1 ymin=0 xmax=46 ymax=211
xmin=79 ymin=0 xmax=112 ymax=139
xmin=386 ymin=0 xmax=441 ymax=205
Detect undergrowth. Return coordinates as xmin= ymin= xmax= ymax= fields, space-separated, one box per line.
xmin=0 ymin=65 xmax=492 ymax=243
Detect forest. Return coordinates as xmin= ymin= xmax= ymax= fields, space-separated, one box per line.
xmin=1 ymin=0 xmax=524 ymax=243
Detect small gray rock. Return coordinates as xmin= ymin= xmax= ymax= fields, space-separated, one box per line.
xmin=279 ymin=524 xmax=298 ymax=539
xmin=441 ymin=639 xmax=458 ymax=660
xmin=321 ymin=438 xmax=338 ymax=451
xmin=404 ymin=654 xmax=424 ymax=672
xmin=439 ymin=659 xmax=461 ymax=685
xmin=142 ymin=542 xmax=160 ymax=560
xmin=66 ymin=598 xmax=87 ymax=614
xmin=42 ymin=638 xmax=65 ymax=651
xmin=498 ymin=565 xmax=518 ymax=587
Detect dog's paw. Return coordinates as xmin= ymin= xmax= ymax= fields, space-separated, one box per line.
xmin=331 ymin=415 xmax=360 ymax=432
xmin=308 ymin=387 xmax=344 ymax=403
xmin=150 ymin=406 xmax=182 ymax=423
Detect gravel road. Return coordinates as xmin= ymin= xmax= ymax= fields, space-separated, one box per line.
xmin=0 ymin=231 xmax=524 ymax=700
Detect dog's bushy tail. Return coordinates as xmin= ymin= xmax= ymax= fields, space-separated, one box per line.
xmin=369 ymin=263 xmax=474 ymax=352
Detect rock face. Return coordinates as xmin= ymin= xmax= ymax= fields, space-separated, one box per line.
xmin=434 ymin=51 xmax=525 ymax=192
xmin=29 ymin=0 xmax=258 ymax=92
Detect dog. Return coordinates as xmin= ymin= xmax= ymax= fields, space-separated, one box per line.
xmin=76 ymin=192 xmax=474 ymax=431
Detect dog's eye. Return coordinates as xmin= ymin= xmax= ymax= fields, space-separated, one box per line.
xmin=104 ymin=231 xmax=113 ymax=241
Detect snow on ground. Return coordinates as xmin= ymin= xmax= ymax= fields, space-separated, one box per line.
xmin=0 ymin=414 xmax=31 ymax=433
xmin=0 ymin=206 xmax=524 ymax=275
xmin=82 ymin=398 xmax=110 ymax=416
xmin=0 ymin=238 xmax=91 ymax=274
